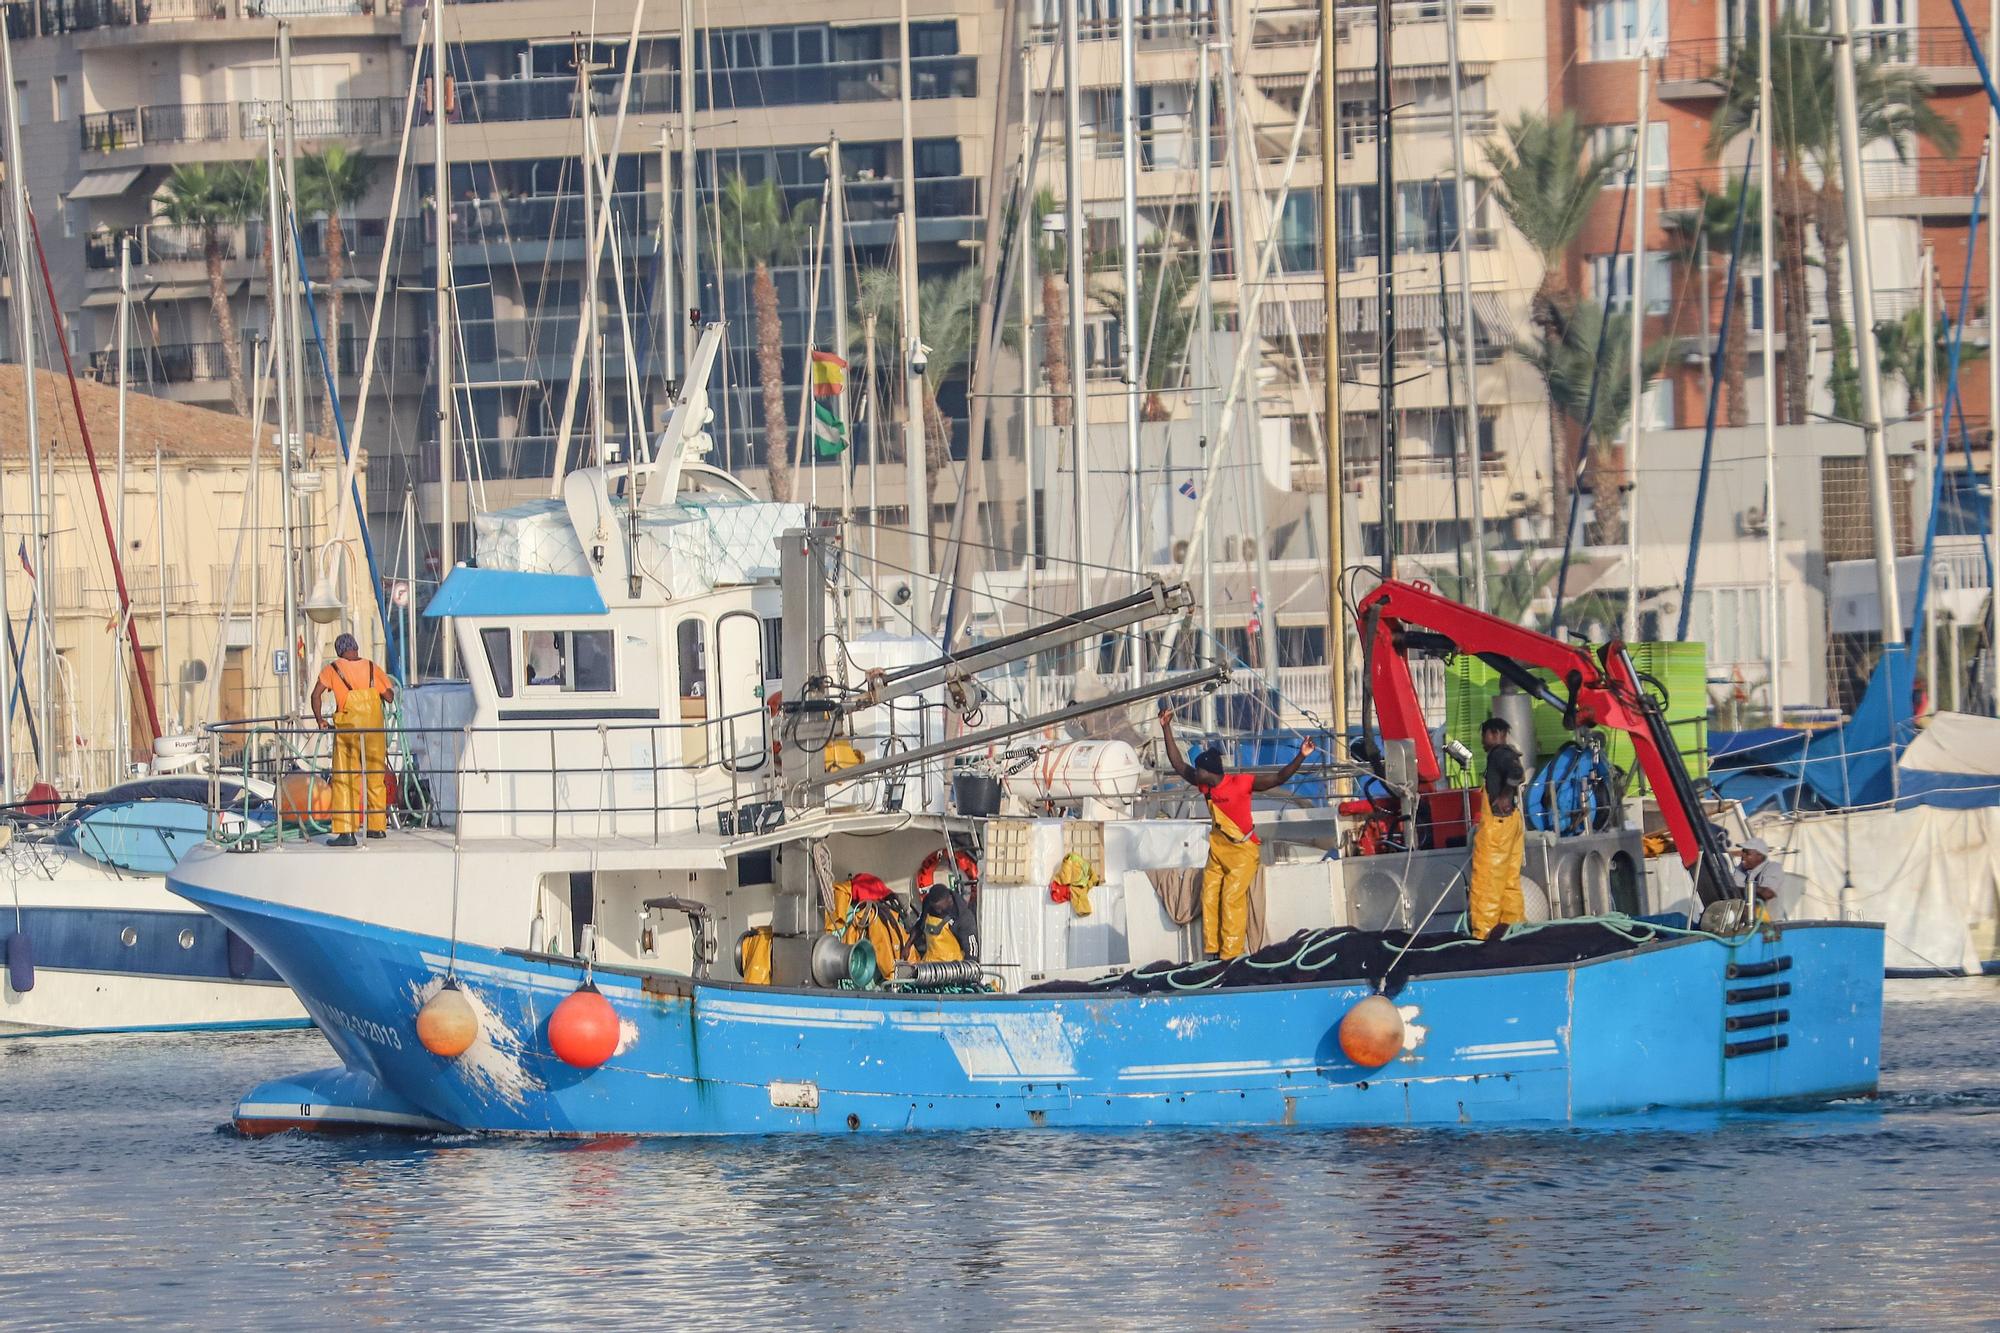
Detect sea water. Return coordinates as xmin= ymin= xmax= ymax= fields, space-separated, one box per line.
xmin=1 ymin=981 xmax=1994 ymax=1329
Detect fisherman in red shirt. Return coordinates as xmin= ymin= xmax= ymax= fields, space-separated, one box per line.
xmin=1160 ymin=708 xmax=1314 ymax=960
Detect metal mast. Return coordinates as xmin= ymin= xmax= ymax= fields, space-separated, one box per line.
xmin=1061 ymin=0 xmax=1091 ymax=595
xmin=264 ymin=123 xmax=301 ymax=715
xmin=1442 ymin=0 xmax=1484 ymax=612
xmin=679 ymin=0 xmax=697 ymax=379
xmin=1118 ymin=0 xmax=1145 ymax=659
xmin=1199 ymin=39 xmax=1219 ymax=731
xmin=1319 ymin=1 xmax=1347 ymax=742
xmin=1829 ymin=0 xmax=1901 ymax=644
xmin=1625 ymin=59 xmax=1649 ymax=642
xmin=431 ymin=0 xmax=458 ymax=674
xmin=898 ymin=0 xmax=930 ymax=579
xmin=116 ymin=238 xmax=132 ymax=769
xmin=1375 ymin=0 xmax=1397 ymax=576
xmin=1758 ymin=2 xmax=1783 ymax=719
xmin=1 ymin=18 xmax=49 ymax=778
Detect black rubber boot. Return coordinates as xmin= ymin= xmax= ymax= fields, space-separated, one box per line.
xmin=327 ymin=833 xmax=358 ymax=848
xmin=366 ymin=830 xmax=386 ymax=839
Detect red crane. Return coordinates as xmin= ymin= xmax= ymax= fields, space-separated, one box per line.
xmin=1351 ymin=578 xmax=1740 ymax=907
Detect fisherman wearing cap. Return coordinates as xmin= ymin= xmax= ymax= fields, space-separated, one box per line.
xmin=311 ymin=632 xmax=395 ymax=847
xmin=1159 ymin=708 xmax=1315 ymax=961
xmin=1734 ymin=834 xmax=1789 ymax=918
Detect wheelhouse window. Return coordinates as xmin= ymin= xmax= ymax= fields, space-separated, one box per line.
xmin=481 ymin=627 xmax=514 ymax=699
xmin=521 ymin=629 xmax=616 ymax=692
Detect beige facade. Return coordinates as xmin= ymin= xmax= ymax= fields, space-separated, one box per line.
xmin=0 ymin=366 xmax=351 ymax=793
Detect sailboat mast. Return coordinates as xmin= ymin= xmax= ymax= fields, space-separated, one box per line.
xmin=898 ymin=0 xmax=930 ymax=579
xmin=1317 ymin=4 xmax=1345 ymax=742
xmin=279 ymin=24 xmax=309 ymax=505
xmin=1198 ymin=38 xmax=1218 ymax=732
xmin=156 ymin=446 xmax=169 ymax=730
xmin=1829 ymin=0 xmax=1901 ymax=644
xmin=432 ymin=0 xmax=458 ymax=675
xmin=1375 ymin=0 xmax=1397 ymax=577
xmin=1625 ymin=60 xmax=1649 ymax=642
xmin=116 ymin=236 xmax=132 ymax=770
xmin=828 ymin=134 xmax=852 ymax=534
xmin=581 ymin=43 xmax=605 ymax=468
xmin=678 ymin=0 xmax=697 ymax=380
xmin=1216 ymin=8 xmax=1280 ymax=686
xmin=1759 ymin=1 xmax=1783 ymax=719
xmin=1442 ymin=0 xmax=1483 ymax=612
xmin=1118 ymin=0 xmax=1144 ymax=651
xmin=1989 ymin=0 xmax=1998 ymax=715
xmin=1 ymin=18 xmax=50 ymax=779
xmin=1060 ymin=0 xmax=1090 ymax=599
xmin=265 ymin=122 xmax=301 ymax=716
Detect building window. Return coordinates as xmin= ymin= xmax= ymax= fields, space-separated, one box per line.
xmin=1685 ymin=586 xmax=1777 ymax=667
xmin=51 ymin=75 xmax=71 ymax=123
xmin=1588 ymin=122 xmax=1669 ymax=184
xmin=1589 ymin=251 xmax=1673 ymax=315
xmin=1585 ymin=0 xmax=1665 ymax=61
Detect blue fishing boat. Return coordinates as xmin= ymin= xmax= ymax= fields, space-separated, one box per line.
xmin=167 ymin=458 xmax=1884 ymax=1135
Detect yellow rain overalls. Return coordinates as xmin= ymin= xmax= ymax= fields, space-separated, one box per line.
xmin=1468 ymin=789 xmax=1526 ymax=938
xmin=320 ymin=657 xmax=389 ymax=836
xmin=1199 ymin=772 xmax=1260 ymax=960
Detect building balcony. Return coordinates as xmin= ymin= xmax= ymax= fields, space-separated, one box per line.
xmin=84 ymin=216 xmax=425 ymax=273
xmin=1662 ymin=26 xmax=1985 ymax=99
xmin=450 ymin=55 xmax=976 ymax=125
xmin=79 ymin=95 xmax=399 ymax=154
xmin=12 ymin=0 xmax=393 ymax=38
xmin=88 ymin=339 xmax=230 ymax=385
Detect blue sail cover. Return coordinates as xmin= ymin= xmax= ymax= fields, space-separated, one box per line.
xmin=1711 ymin=645 xmax=2000 ymax=812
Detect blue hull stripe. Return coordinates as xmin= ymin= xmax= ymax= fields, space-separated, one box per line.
xmin=4 ymin=906 xmax=285 ymax=984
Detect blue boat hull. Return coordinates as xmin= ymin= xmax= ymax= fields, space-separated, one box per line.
xmin=173 ymin=881 xmax=1884 ymax=1135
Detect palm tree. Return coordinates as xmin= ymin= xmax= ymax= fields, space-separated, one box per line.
xmin=1876 ymin=303 xmax=1987 ymax=416
xmin=713 ymin=173 xmax=817 ymax=501
xmin=1482 ymin=112 xmax=1624 ymax=533
xmin=852 ymin=265 xmax=981 ymax=502
xmin=1435 ymin=551 xmax=1563 ymax=627
xmin=1029 ymin=188 xmax=1074 ymax=428
xmin=1517 ymin=298 xmax=1666 ymax=546
xmin=1481 ymin=111 xmax=1625 ymax=342
xmin=156 ymin=162 xmax=259 ymax=414
xmin=1101 ymin=251 xmax=1197 ymax=421
xmin=1710 ymin=13 xmax=1956 ymax=424
xmin=299 ymin=144 xmax=380 ymax=436
xmin=1661 ymin=179 xmax=1761 ymax=428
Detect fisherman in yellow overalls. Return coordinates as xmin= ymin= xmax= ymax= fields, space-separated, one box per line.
xmin=1468 ymin=716 xmax=1527 ymax=939
xmin=1160 ymin=709 xmax=1315 ymax=960
xmin=311 ymin=632 xmax=395 ymax=848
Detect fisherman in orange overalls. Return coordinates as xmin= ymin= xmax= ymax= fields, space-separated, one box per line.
xmin=311 ymin=632 xmax=395 ymax=847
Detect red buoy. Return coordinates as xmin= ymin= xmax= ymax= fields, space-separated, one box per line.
xmin=416 ymin=979 xmax=479 ymax=1058
xmin=548 ymin=983 xmax=620 ymax=1068
xmin=1338 ymin=994 xmax=1405 ymax=1069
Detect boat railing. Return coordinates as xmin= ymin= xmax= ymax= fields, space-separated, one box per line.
xmin=200 ymin=697 xmax=947 ymax=848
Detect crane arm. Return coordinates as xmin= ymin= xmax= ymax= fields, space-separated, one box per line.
xmin=1354 ymin=579 xmax=1740 ymax=905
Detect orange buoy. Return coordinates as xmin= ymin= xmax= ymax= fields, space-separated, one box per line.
xmin=1338 ymin=994 xmax=1405 ymax=1069
xmin=415 ymin=978 xmax=479 ymax=1058
xmin=548 ymin=983 xmax=620 ymax=1068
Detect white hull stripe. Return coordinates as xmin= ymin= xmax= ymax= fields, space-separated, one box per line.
xmin=236 ymin=1100 xmax=452 ymax=1130
xmin=1456 ymin=1040 xmax=1561 ymax=1062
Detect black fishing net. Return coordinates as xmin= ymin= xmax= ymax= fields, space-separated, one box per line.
xmin=1021 ymin=918 xmax=1692 ymax=999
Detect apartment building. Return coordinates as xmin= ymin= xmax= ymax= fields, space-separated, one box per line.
xmin=1016 ymin=0 xmax=1553 ymax=643
xmin=3 ymin=0 xmax=1011 ymax=654
xmin=1553 ymin=0 xmax=1992 ymax=438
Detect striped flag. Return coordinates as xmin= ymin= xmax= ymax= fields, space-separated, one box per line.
xmin=1178 ymin=480 xmax=1198 ymax=501
xmin=810 ymin=350 xmax=847 ymax=397
xmin=812 ymin=400 xmax=847 ymax=458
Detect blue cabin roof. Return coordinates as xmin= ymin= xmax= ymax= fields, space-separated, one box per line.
xmin=423 ymin=568 xmax=608 ymax=619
